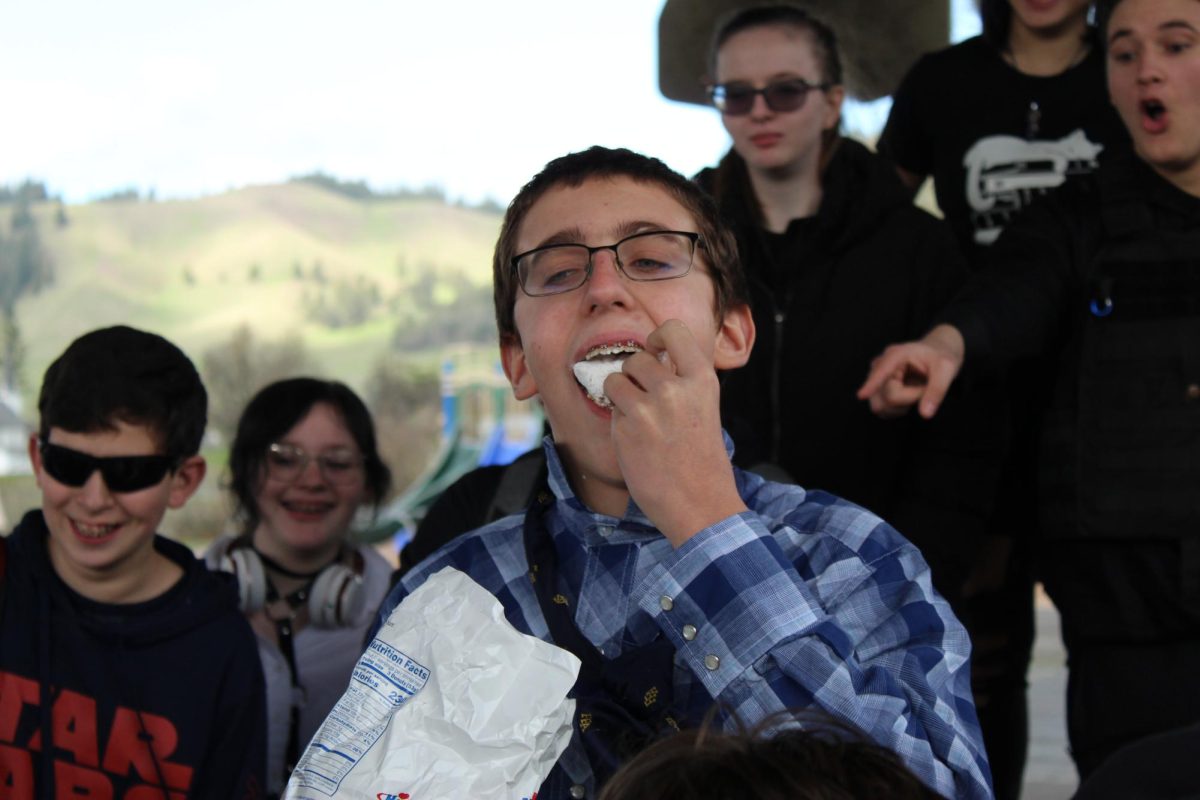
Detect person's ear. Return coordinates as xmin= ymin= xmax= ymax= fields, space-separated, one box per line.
xmin=28 ymin=434 xmax=45 ymax=487
xmin=500 ymin=333 xmax=539 ymax=401
xmin=822 ymin=84 xmax=846 ymax=131
xmin=714 ymin=302 xmax=755 ymax=370
xmin=167 ymin=456 xmax=207 ymax=509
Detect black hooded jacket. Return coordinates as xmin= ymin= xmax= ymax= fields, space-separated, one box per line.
xmin=699 ymin=139 xmax=1003 ymax=594
xmin=0 ymin=509 xmax=266 ymax=798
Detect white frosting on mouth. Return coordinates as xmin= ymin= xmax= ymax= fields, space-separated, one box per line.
xmin=573 ymin=358 xmax=625 ymax=408
xmin=573 ymin=342 xmax=643 ymax=408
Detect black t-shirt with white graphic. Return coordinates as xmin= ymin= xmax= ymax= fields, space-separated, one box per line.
xmin=879 ymin=35 xmax=1127 ymax=261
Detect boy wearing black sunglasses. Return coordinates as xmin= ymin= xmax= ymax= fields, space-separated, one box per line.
xmin=0 ymin=326 xmax=266 ymax=797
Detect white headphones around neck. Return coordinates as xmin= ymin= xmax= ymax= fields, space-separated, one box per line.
xmin=216 ymin=538 xmax=366 ymax=629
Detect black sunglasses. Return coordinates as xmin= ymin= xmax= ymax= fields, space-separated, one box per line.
xmin=707 ymin=77 xmax=830 ymax=116
xmin=38 ymin=439 xmax=176 ymax=492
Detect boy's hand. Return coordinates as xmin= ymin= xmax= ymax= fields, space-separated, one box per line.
xmin=856 ymin=324 xmax=966 ymax=419
xmin=603 ymin=319 xmax=747 ymax=548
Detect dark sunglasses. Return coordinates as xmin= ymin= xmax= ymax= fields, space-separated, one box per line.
xmin=39 ymin=439 xmax=176 ymax=492
xmin=707 ymin=77 xmax=830 ymax=116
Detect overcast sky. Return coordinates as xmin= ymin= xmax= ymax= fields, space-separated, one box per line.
xmin=2 ymin=1 xmax=979 ymax=205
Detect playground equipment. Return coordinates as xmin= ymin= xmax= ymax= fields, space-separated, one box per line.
xmin=360 ymin=360 xmax=542 ymax=549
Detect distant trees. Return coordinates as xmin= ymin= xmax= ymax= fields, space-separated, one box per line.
xmin=289 ymin=171 xmax=503 ymax=212
xmin=391 ymin=272 xmax=494 ymax=350
xmin=0 ymin=182 xmax=56 ymax=391
xmin=197 ymin=325 xmax=441 ymax=497
xmin=95 ymin=187 xmax=141 ymax=203
xmin=291 ymin=172 xmax=447 ymax=203
xmin=200 ymin=326 xmax=313 ymax=444
xmin=0 ymin=181 xmax=49 ymax=204
xmin=364 ymin=357 xmax=441 ymax=492
xmin=303 ymin=275 xmax=382 ymax=328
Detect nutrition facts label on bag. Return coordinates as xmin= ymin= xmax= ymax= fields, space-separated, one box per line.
xmin=286 ymin=638 xmax=430 ymax=796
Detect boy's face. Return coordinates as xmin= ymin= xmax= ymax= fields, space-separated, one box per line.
xmin=1107 ymin=0 xmax=1200 ymax=190
xmin=30 ymin=420 xmax=204 ymax=598
xmin=501 ymin=176 xmax=752 ymax=510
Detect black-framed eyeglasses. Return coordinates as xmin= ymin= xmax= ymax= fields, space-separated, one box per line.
xmin=512 ymin=230 xmax=702 ymax=297
xmin=707 ymin=77 xmax=830 ymax=116
xmin=38 ymin=438 xmax=176 ymax=493
xmin=266 ymin=443 xmax=365 ymax=486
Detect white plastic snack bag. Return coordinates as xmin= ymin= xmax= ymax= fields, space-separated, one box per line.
xmin=283 ymin=566 xmax=581 ymax=800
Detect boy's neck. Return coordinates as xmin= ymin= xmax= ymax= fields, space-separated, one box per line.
xmin=570 ymin=470 xmax=631 ymax=519
xmin=48 ymin=537 xmax=183 ymax=604
xmin=556 ymin=446 xmax=631 ymax=519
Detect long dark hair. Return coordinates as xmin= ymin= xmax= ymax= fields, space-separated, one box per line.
xmin=980 ymin=0 xmax=1013 ymax=49
xmin=1094 ymin=0 xmax=1126 ymax=40
xmin=228 ymin=377 xmax=391 ymax=536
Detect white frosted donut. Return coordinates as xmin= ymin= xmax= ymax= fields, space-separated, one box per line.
xmin=572 ymin=358 xmax=625 ymax=408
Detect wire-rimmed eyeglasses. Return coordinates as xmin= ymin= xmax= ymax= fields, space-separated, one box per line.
xmin=266 ymin=443 xmax=365 ymax=486
xmin=512 ymin=230 xmax=702 ymax=297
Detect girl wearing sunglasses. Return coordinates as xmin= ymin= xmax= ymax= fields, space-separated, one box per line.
xmin=698 ymin=2 xmax=999 ymax=706
xmin=205 ymin=377 xmax=392 ymax=796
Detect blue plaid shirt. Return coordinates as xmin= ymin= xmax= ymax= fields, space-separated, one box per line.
xmin=376 ymin=437 xmax=993 ymax=800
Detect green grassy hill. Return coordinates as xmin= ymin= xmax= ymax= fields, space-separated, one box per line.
xmin=15 ymin=182 xmax=504 ymax=407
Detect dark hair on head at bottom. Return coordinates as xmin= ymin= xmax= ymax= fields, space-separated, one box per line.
xmin=38 ymin=325 xmax=208 ymax=462
xmin=597 ymin=709 xmax=942 ymax=800
xmin=228 ymin=377 xmax=391 ymax=536
xmin=979 ymin=0 xmax=1014 ymax=50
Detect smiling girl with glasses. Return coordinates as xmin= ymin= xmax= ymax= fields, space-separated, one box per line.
xmin=205 ymin=377 xmax=393 ymax=796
